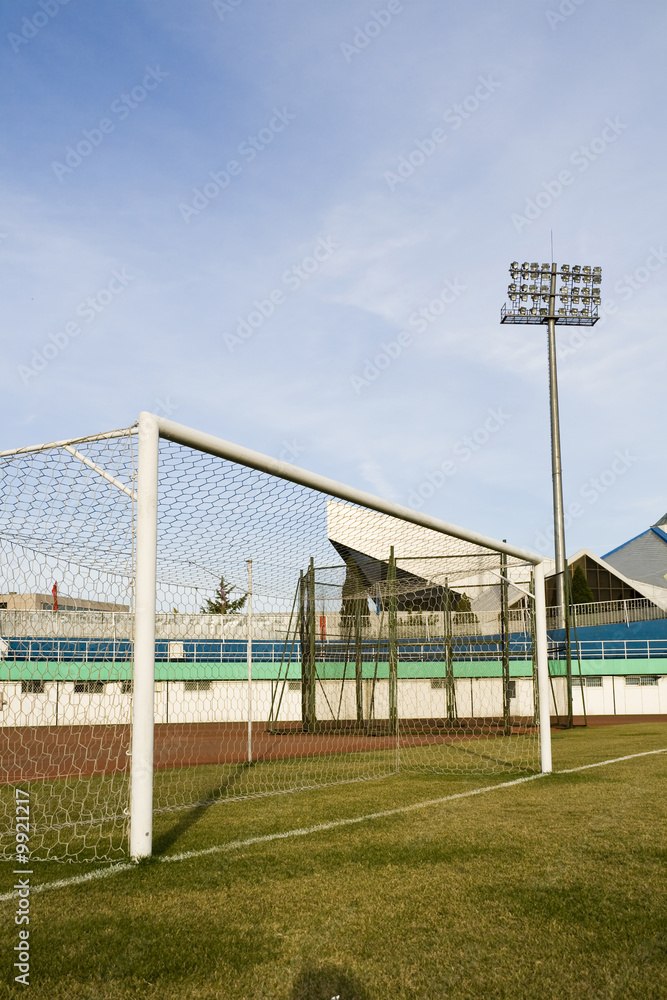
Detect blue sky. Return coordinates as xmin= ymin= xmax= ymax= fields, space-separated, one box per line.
xmin=2 ymin=0 xmax=666 ymax=561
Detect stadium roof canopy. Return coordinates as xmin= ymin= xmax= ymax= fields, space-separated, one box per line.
xmin=602 ymin=516 xmax=667 ymax=599
xmin=326 ymin=501 xmax=533 ymax=612
xmin=326 ymin=502 xmax=667 ymax=613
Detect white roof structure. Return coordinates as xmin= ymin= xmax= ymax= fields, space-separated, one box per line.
xmin=327 ymin=503 xmax=667 ymax=613
xmin=326 ymin=501 xmax=533 ymax=610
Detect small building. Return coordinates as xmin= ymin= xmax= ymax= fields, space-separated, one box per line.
xmin=0 ymin=593 xmax=129 ymax=612
xmin=544 ymin=548 xmax=663 ymax=608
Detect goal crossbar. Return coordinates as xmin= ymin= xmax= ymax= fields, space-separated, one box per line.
xmin=156 ymin=415 xmax=540 ymax=564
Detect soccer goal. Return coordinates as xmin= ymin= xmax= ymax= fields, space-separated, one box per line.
xmin=0 ymin=412 xmax=551 ymax=862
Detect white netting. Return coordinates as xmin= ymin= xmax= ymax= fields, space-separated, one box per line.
xmin=0 ymin=427 xmax=541 ymax=862
xmin=0 ymin=430 xmax=136 ymax=861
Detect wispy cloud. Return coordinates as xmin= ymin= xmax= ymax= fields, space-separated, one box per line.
xmin=0 ymin=0 xmax=665 ymax=560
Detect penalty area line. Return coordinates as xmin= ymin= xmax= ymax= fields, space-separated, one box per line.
xmin=2 ymin=747 xmax=665 ymax=901
xmin=157 ymin=746 xmax=666 ymax=864
xmin=158 ymin=745 xmax=667 ymax=863
xmin=161 ymin=772 xmax=544 ymax=864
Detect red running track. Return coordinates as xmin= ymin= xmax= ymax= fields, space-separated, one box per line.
xmin=0 ymin=720 xmax=536 ymax=783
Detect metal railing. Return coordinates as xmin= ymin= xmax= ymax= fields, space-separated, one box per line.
xmin=547 ymin=597 xmax=667 ymax=630
xmin=0 ymin=608 xmax=534 ymax=642
xmin=548 ymin=638 xmax=667 ymax=661
xmin=3 ymin=634 xmax=667 ymax=665
xmin=2 ymin=597 xmax=664 ymax=643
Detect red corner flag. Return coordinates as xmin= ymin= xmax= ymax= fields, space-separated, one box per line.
xmin=52 ymin=582 xmax=58 ymax=612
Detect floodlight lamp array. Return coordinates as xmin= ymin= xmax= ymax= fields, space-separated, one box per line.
xmin=501 ymin=261 xmax=602 ymax=326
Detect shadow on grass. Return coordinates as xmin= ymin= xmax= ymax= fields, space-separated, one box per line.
xmin=290 ymin=963 xmax=370 ymax=1000
xmin=453 ymin=742 xmax=537 ymax=772
xmin=152 ymin=763 xmax=254 ymax=856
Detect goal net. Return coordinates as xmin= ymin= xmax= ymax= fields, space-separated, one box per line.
xmin=0 ymin=414 xmax=550 ymax=862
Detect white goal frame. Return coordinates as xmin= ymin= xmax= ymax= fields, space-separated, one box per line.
xmin=129 ymin=411 xmax=552 ymax=859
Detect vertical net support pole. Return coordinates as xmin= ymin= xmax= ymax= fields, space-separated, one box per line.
xmin=388 ymin=547 xmax=398 ymax=734
xmin=246 ymin=558 xmax=253 ymax=764
xmin=299 ymin=571 xmax=307 ymax=730
xmin=444 ymin=581 xmax=456 ymax=725
xmin=501 ymin=549 xmax=511 ymax=736
xmin=308 ymin=558 xmax=317 ymax=729
xmin=355 ymin=588 xmax=364 ymax=725
xmin=130 ymin=411 xmax=159 ymax=859
xmin=533 ymin=561 xmax=552 ymax=773
xmin=301 ymin=559 xmax=316 ymax=732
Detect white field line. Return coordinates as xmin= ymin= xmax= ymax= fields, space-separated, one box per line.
xmin=0 ymin=863 xmax=135 ymax=901
xmin=1 ymin=747 xmax=665 ymax=902
xmin=556 ymin=748 xmax=667 ymax=773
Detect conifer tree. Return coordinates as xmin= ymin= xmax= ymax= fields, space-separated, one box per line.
xmin=201 ymin=576 xmax=247 ymax=614
xmin=570 ymin=564 xmax=594 ymax=605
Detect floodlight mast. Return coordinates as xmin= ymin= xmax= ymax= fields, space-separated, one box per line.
xmin=501 ymin=260 xmax=601 ymax=726
xmin=546 ymin=263 xmax=566 ymax=615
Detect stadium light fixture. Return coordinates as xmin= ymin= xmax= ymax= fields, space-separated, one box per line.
xmin=500 ymin=260 xmax=602 ymax=714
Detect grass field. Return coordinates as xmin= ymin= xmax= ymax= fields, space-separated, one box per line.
xmin=2 ymin=723 xmax=666 ymax=999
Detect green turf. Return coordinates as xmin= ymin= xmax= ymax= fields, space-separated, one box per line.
xmin=1 ymin=734 xmax=541 ymax=862
xmin=1 ymin=723 xmax=666 ymax=999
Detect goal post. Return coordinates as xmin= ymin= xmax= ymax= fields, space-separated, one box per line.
xmin=129 ymin=412 xmax=159 ymax=859
xmin=0 ymin=412 xmax=552 ymax=864
xmin=129 ymin=411 xmax=552 ymax=858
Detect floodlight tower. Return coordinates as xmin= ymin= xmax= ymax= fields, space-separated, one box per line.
xmin=501 ymin=260 xmax=602 ymax=724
